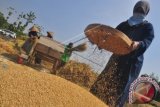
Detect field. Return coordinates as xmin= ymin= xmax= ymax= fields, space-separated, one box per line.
xmin=0 ymin=36 xmax=156 ymax=107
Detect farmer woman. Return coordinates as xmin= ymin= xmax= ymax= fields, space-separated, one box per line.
xmin=90 ymin=1 xmax=154 ymax=107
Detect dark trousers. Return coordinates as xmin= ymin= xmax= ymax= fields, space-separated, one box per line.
xmin=35 ymin=54 xmax=42 ymax=64
xmin=116 ymin=62 xmax=142 ymax=107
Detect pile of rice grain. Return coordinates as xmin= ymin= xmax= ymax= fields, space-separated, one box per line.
xmin=57 ymin=61 xmax=98 ymax=88
xmin=0 ymin=59 xmax=107 ymax=107
xmin=0 ymin=38 xmax=17 ymax=54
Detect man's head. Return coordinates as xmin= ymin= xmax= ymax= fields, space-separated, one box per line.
xmin=29 ymin=26 xmax=39 ymax=32
xmin=47 ymin=31 xmax=54 ymax=38
xmin=68 ymin=42 xmax=73 ymax=48
xmin=133 ymin=0 xmax=150 ymax=16
xmin=28 ymin=26 xmax=39 ymax=38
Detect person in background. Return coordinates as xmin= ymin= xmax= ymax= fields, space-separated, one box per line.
xmin=90 ymin=1 xmax=154 ymax=107
xmin=51 ymin=42 xmax=73 ymax=74
xmin=46 ymin=31 xmax=54 ymax=39
xmin=21 ymin=26 xmax=39 ymax=55
xmin=21 ymin=26 xmax=41 ymax=64
xmin=61 ymin=42 xmax=73 ymax=64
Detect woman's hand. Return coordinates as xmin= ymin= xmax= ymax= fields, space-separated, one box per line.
xmin=130 ymin=41 xmax=140 ymax=51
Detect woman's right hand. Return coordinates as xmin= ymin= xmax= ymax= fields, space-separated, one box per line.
xmin=130 ymin=41 xmax=140 ymax=51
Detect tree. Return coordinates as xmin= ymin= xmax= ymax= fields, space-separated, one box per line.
xmin=0 ymin=8 xmax=37 ymax=36
xmin=23 ymin=11 xmax=36 ymax=29
xmin=0 ymin=12 xmax=9 ymax=29
xmin=6 ymin=7 xmax=16 ymax=21
xmin=149 ymin=72 xmax=159 ymax=82
xmin=15 ymin=11 xmax=36 ymax=32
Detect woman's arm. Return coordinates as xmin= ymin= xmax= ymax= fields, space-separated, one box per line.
xmin=135 ymin=23 xmax=154 ymax=56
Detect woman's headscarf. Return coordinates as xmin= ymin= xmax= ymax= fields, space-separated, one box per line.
xmin=128 ymin=0 xmax=150 ymax=26
xmin=133 ymin=0 xmax=150 ymax=16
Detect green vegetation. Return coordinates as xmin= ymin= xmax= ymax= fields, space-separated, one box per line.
xmin=0 ymin=7 xmax=43 ymax=36
xmin=0 ymin=12 xmax=9 ymax=29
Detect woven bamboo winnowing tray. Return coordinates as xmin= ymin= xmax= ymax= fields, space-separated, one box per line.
xmin=84 ymin=23 xmax=133 ymax=55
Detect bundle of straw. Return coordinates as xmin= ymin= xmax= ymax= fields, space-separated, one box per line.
xmin=72 ymin=43 xmax=87 ymax=52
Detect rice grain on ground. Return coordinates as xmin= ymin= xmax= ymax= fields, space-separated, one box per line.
xmin=0 ymin=58 xmax=107 ymax=107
